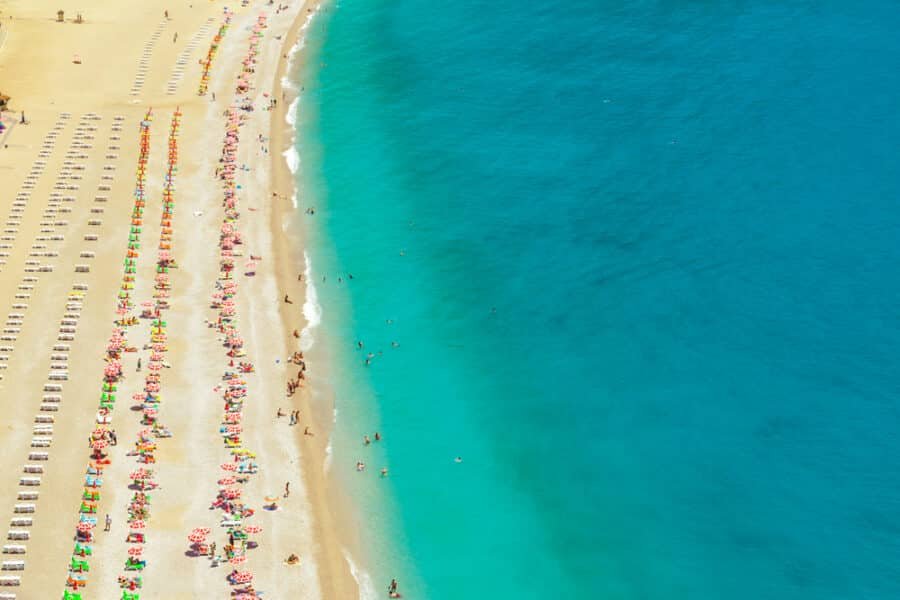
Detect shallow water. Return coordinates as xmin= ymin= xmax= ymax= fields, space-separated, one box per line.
xmin=291 ymin=1 xmax=900 ymax=598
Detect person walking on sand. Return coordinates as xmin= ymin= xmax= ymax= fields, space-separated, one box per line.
xmin=209 ymin=541 xmax=216 ymax=558
xmin=137 ymin=357 xmax=141 ymax=372
xmin=284 ymin=294 xmax=293 ymax=304
xmin=104 ymin=513 xmax=111 ymax=532
xmin=284 ymin=481 xmax=290 ymax=498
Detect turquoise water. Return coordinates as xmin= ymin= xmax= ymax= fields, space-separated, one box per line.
xmin=292 ymin=1 xmax=900 ymax=598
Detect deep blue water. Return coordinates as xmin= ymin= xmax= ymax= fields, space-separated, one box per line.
xmin=292 ymin=1 xmax=900 ymax=598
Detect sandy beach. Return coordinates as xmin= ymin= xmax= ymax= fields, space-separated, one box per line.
xmin=0 ymin=1 xmax=359 ymax=597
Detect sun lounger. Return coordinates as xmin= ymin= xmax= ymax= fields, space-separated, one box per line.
xmin=2 ymin=546 xmax=25 ymax=555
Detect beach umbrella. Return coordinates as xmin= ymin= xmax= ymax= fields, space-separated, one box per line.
xmin=191 ymin=527 xmax=211 ymax=536
xmin=76 ymin=522 xmax=93 ymax=533
xmin=221 ymin=488 xmax=242 ymax=499
xmin=242 ymin=525 xmax=262 ymax=534
xmin=91 ymin=439 xmax=109 ymax=450
xmin=187 ymin=531 xmax=206 ymax=543
xmin=130 ymin=520 xmax=146 ymax=530
xmin=148 ymin=362 xmax=162 ymax=371
xmin=218 ymin=477 xmax=237 ymax=486
xmin=127 ymin=546 xmax=144 ymax=557
xmin=226 ymin=425 xmax=243 ymax=434
xmin=221 ymin=463 xmax=238 ymax=471
xmin=130 ymin=468 xmax=152 ymax=480
xmin=232 ymin=571 xmax=253 ymax=584
xmin=230 ymin=555 xmax=247 ymax=565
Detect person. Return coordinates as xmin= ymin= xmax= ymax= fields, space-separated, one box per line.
xmin=110 ymin=430 xmax=117 ymax=446
xmin=104 ymin=513 xmax=111 ymax=532
xmin=364 ymin=435 xmax=371 ymax=446
xmin=137 ymin=357 xmax=141 ymax=371
xmin=304 ymin=426 xmax=313 ymax=436
xmin=374 ymin=432 xmax=381 ymax=442
xmin=277 ymin=407 xmax=285 ymax=418
xmin=284 ymin=294 xmax=292 ymax=304
xmin=209 ymin=542 xmax=216 ymax=558
xmin=173 ymin=32 xmax=178 ymax=43
xmin=164 ymin=9 xmax=169 ymax=18
xmin=20 ymin=111 xmax=25 ymax=124
xmin=293 ymin=329 xmax=299 ymax=338
xmin=284 ymin=481 xmax=290 ymax=498
xmin=356 ymin=461 xmax=365 ymax=472
xmin=286 ymin=553 xmax=300 ymax=565
xmin=389 ymin=579 xmax=399 ymax=594
xmin=455 ymin=456 xmax=463 ymax=463
xmin=380 ymin=467 xmax=388 ymax=478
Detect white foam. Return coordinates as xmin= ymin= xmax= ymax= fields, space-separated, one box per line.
xmin=323 ymin=435 xmax=333 ymax=474
xmin=342 ymin=548 xmax=378 ymax=600
xmin=299 ymin=251 xmax=322 ymax=352
xmin=285 ymin=96 xmax=299 ymax=128
xmin=283 ymin=145 xmax=300 ymax=174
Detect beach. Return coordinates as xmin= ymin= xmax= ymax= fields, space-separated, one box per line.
xmin=0 ymin=1 xmax=359 ymax=598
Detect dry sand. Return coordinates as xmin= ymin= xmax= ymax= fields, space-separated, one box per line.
xmin=0 ymin=1 xmax=359 ymax=597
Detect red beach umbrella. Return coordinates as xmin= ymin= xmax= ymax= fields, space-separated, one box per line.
xmin=127 ymin=546 xmax=144 ymax=556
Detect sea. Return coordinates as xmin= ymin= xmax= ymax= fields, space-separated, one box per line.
xmin=285 ymin=1 xmax=900 ymax=598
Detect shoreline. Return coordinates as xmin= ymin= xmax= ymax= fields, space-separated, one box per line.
xmin=268 ymin=3 xmax=366 ymax=599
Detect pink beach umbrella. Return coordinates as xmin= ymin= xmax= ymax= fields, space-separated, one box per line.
xmin=232 ymin=571 xmax=253 ymax=584
xmin=91 ymin=439 xmax=109 ymax=450
xmin=130 ymin=468 xmax=153 ymax=480
xmin=76 ymin=521 xmax=93 ymax=533
xmin=242 ymin=525 xmax=262 ymax=535
xmin=127 ymin=546 xmax=144 ymax=557
xmin=187 ymin=531 xmax=206 ymax=544
xmin=230 ymin=555 xmax=247 ymax=565
xmin=221 ymin=463 xmax=238 ymax=471
xmin=218 ymin=477 xmax=237 ymax=486
xmin=129 ymin=520 xmax=147 ymax=530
